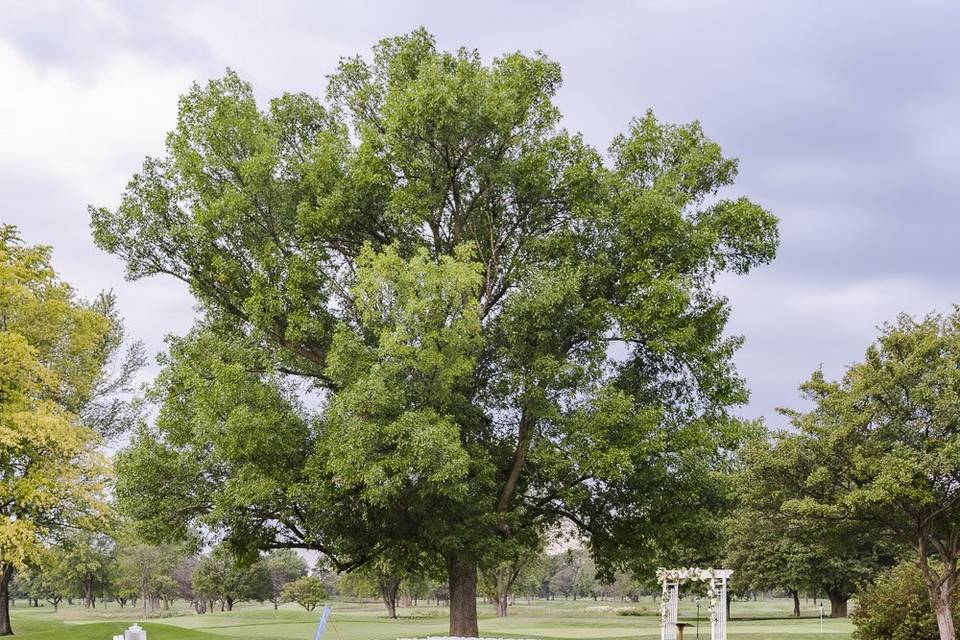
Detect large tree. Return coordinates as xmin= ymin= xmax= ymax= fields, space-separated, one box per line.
xmin=92 ymin=30 xmax=778 ymax=635
xmin=0 ymin=226 xmax=116 ymax=635
xmin=784 ymin=311 xmax=960 ymax=640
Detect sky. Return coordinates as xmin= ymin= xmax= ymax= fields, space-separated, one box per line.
xmin=2 ymin=0 xmax=958 ymax=427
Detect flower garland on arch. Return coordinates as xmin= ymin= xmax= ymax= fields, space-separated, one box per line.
xmin=656 ymin=567 xmax=724 ymax=624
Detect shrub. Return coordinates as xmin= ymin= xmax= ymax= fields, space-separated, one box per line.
xmin=616 ymin=606 xmax=649 ymax=616
xmin=853 ymin=562 xmax=958 ymax=640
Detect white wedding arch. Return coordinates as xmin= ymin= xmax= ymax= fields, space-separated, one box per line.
xmin=657 ymin=568 xmax=732 ymax=640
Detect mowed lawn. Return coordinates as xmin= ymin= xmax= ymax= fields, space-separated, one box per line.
xmin=10 ymin=597 xmax=853 ymax=640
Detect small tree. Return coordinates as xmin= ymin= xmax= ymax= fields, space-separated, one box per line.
xmin=337 ymin=561 xmax=407 ymax=618
xmin=263 ymin=550 xmax=308 ymax=610
xmin=480 ymin=545 xmax=543 ymax=617
xmin=115 ymin=541 xmax=183 ymax=616
xmin=192 ymin=547 xmax=272 ymax=611
xmin=24 ymin=556 xmax=68 ymax=613
xmin=60 ymin=532 xmax=115 ymax=609
xmin=282 ymin=576 xmax=327 ymax=612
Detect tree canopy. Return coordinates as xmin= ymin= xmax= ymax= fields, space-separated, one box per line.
xmin=92 ymin=29 xmax=778 ymax=635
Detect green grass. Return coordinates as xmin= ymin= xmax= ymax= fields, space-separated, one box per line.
xmin=9 ymin=597 xmax=853 ymax=640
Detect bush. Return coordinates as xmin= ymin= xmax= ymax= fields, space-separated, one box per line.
xmin=853 ymin=562 xmax=958 ymax=640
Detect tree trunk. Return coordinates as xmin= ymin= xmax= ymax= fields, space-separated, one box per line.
xmin=790 ymin=588 xmax=800 ymax=617
xmin=226 ymin=598 xmax=234 ymax=611
xmin=493 ymin=595 xmax=508 ymax=617
xmin=378 ymin=574 xmax=401 ymax=619
xmin=826 ymin=587 xmax=848 ymax=618
xmin=935 ymin=597 xmax=957 ymax=640
xmin=447 ymin=554 xmax=479 ymax=637
xmin=0 ymin=565 xmax=13 ymax=636
xmin=726 ymin=590 xmax=731 ymax=621
xmin=920 ymin=552 xmax=958 ymax=640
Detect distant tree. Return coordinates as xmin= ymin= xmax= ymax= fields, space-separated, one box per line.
xmin=59 ymin=532 xmax=115 ymax=609
xmin=263 ymin=550 xmax=308 ymax=609
xmin=604 ymin=572 xmax=642 ymax=602
xmin=726 ymin=434 xmax=892 ymax=618
xmin=337 ymin=560 xmax=410 ymax=618
xmin=511 ymin=551 xmax=547 ymax=603
xmin=311 ymin=559 xmax=341 ymax=598
xmin=94 ymin=30 xmax=779 ymax=637
xmin=115 ymin=541 xmax=183 ymax=616
xmin=0 ymin=226 xmax=116 ymax=635
xmin=399 ymin=573 xmax=432 ymax=607
xmin=282 ymin=576 xmax=328 ymax=612
xmin=784 ymin=312 xmax=960 ymax=640
xmin=479 ymin=543 xmax=543 ymax=616
xmin=192 ymin=547 xmax=272 ymax=612
xmin=23 ymin=553 xmax=69 ymax=612
xmin=173 ymin=555 xmax=200 ymax=611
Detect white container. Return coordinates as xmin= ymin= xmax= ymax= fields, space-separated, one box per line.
xmin=124 ymin=624 xmax=147 ymax=640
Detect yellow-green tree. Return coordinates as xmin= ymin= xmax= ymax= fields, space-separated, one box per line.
xmin=0 ymin=226 xmax=113 ymax=635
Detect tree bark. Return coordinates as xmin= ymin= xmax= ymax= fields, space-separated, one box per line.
xmin=447 ymin=554 xmax=479 ymax=637
xmin=919 ymin=544 xmax=958 ymax=640
xmin=935 ymin=597 xmax=957 ymax=640
xmin=826 ymin=587 xmax=848 ymax=618
xmin=0 ymin=565 xmax=13 ymax=636
xmin=790 ymin=588 xmax=800 ymax=617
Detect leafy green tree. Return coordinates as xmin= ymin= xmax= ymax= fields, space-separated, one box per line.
xmin=282 ymin=576 xmax=327 ymax=612
xmin=22 ymin=550 xmax=71 ymax=612
xmin=784 ymin=312 xmax=960 ymax=639
xmin=114 ymin=540 xmax=184 ymax=616
xmin=192 ymin=547 xmax=272 ymax=612
xmin=336 ymin=559 xmax=415 ymax=618
xmin=263 ymin=550 xmax=308 ymax=609
xmin=603 ymin=571 xmax=642 ymax=602
xmin=0 ymin=226 xmax=117 ymax=635
xmin=93 ymin=30 xmax=778 ymax=635
xmin=547 ymin=549 xmax=597 ymax=601
xmin=59 ymin=532 xmax=115 ymax=609
xmin=479 ymin=543 xmax=543 ymax=616
xmin=726 ymin=434 xmax=892 ymax=617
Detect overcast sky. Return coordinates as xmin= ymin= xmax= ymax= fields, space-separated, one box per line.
xmin=2 ymin=0 xmax=958 ymax=427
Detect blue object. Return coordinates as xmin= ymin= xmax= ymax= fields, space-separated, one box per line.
xmin=313 ymin=606 xmax=332 ymax=640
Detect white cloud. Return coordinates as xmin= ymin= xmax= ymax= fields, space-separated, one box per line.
xmin=0 ymin=40 xmax=196 ymax=202
xmin=0 ymin=39 xmax=198 ymax=379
